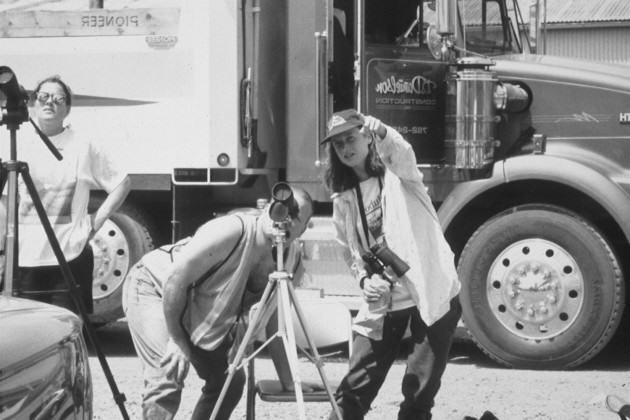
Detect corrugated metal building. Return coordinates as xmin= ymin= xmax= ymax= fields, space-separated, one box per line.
xmin=525 ymin=0 xmax=630 ymax=64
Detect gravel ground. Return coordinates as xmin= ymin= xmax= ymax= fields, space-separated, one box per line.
xmin=90 ymin=322 xmax=630 ymax=420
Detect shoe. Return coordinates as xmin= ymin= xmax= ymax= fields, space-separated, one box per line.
xmin=463 ymin=411 xmax=499 ymax=420
xmin=606 ymin=394 xmax=630 ymax=420
xmin=479 ymin=411 xmax=499 ymax=420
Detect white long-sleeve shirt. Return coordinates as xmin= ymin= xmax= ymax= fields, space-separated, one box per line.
xmin=332 ymin=125 xmax=460 ymax=339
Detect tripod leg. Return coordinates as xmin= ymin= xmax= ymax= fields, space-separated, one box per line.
xmin=2 ymin=166 xmax=18 ymax=296
xmin=277 ymin=280 xmax=307 ymax=420
xmin=19 ymin=166 xmax=130 ymax=419
xmin=246 ymin=357 xmax=256 ymax=420
xmin=209 ymin=279 xmax=279 ymax=420
xmin=286 ymin=282 xmax=343 ymax=419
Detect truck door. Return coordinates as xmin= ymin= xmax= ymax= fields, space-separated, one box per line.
xmin=285 ymin=0 xmax=333 ymax=201
xmin=354 ymin=0 xmax=448 ymax=164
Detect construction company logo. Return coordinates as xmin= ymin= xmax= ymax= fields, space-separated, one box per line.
xmin=374 ymin=75 xmax=436 ymax=96
xmin=374 ymin=74 xmax=437 ymax=107
xmin=620 ymin=112 xmax=630 ymax=124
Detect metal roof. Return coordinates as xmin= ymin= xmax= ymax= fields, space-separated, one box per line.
xmin=459 ymin=1 xmax=630 ymax=26
xmin=521 ymin=0 xmax=630 ymax=24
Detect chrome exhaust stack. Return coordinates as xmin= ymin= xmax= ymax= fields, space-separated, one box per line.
xmin=445 ymin=57 xmax=530 ymax=171
xmin=435 ymin=0 xmax=457 ymax=62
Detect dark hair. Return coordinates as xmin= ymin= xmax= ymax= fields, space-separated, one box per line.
xmin=323 ymin=132 xmax=385 ymax=193
xmin=32 ymin=75 xmax=73 ymax=113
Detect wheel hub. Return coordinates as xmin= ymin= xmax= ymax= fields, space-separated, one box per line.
xmin=91 ymin=219 xmax=131 ymax=301
xmin=487 ymin=238 xmax=584 ymax=339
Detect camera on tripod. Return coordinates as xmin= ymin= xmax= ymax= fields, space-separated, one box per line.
xmin=0 ymin=66 xmax=29 ymax=127
xmin=268 ymin=181 xmax=299 ymax=227
xmin=266 ymin=182 xmax=300 ymax=268
xmin=362 ymin=239 xmax=410 ymax=281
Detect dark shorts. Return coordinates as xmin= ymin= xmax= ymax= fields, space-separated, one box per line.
xmin=17 ymin=245 xmax=94 ymax=314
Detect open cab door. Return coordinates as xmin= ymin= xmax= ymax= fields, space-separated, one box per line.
xmin=285 ymin=0 xmax=334 ymax=201
xmin=345 ymin=0 xmax=532 ymax=182
xmin=349 ymin=0 xmax=449 ymax=164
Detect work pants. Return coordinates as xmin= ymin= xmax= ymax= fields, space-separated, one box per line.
xmin=123 ymin=262 xmax=184 ymax=420
xmin=188 ymin=334 xmax=246 ymax=420
xmin=332 ymin=297 xmax=461 ymax=420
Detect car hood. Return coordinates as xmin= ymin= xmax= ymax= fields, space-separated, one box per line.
xmin=0 ymin=296 xmax=83 ymax=370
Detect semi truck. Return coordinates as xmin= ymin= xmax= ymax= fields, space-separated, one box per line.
xmin=0 ymin=0 xmax=628 ymax=369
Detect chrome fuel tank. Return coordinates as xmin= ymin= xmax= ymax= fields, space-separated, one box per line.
xmin=445 ymin=58 xmax=498 ymax=169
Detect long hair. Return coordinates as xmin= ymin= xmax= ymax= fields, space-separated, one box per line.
xmin=324 ymin=131 xmax=386 ymax=193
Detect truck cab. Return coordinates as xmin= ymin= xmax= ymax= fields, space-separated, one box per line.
xmin=282 ymin=0 xmax=629 ymax=370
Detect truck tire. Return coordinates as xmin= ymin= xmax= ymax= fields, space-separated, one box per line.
xmin=88 ymin=204 xmax=154 ymax=325
xmin=458 ymin=207 xmax=624 ymax=369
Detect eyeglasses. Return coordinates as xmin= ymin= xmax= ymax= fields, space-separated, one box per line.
xmin=36 ymin=92 xmax=67 ymax=105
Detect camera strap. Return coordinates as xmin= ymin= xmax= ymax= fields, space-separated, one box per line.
xmin=354 ymin=176 xmax=382 ymax=249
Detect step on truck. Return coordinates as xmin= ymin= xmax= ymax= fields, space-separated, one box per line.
xmin=0 ymin=0 xmax=628 ymax=369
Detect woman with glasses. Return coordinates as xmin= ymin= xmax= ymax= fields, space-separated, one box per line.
xmin=1 ymin=75 xmax=131 ymax=314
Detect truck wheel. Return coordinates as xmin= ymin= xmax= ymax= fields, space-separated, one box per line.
xmin=458 ymin=207 xmax=624 ymax=369
xmin=88 ymin=205 xmax=154 ymax=325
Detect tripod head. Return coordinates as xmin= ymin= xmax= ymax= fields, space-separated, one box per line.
xmin=0 ymin=66 xmax=29 ymax=128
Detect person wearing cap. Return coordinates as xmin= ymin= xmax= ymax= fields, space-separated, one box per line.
xmin=124 ymin=188 xmax=314 ymax=420
xmin=322 ymin=109 xmax=461 ymax=420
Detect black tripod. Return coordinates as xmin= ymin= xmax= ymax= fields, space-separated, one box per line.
xmin=0 ymin=68 xmax=129 ymax=419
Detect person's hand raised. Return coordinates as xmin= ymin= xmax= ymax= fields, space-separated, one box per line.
xmin=363 ymin=115 xmax=387 ymax=139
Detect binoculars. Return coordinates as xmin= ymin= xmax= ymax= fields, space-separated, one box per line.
xmin=362 ymin=240 xmax=410 ymax=279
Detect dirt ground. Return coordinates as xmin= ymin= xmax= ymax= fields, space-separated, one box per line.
xmin=90 ymin=322 xmax=630 ymax=420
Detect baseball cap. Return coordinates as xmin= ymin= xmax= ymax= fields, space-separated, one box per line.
xmin=321 ymin=109 xmax=364 ymax=144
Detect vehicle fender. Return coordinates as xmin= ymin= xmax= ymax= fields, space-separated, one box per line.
xmin=438 ymin=154 xmax=630 ymax=243
xmin=438 ymin=160 xmax=507 ymax=229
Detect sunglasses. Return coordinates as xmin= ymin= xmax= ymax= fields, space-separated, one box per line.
xmin=36 ymin=92 xmax=67 ymax=105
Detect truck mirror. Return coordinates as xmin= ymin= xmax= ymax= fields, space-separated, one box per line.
xmin=426 ymin=24 xmax=442 ymax=60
